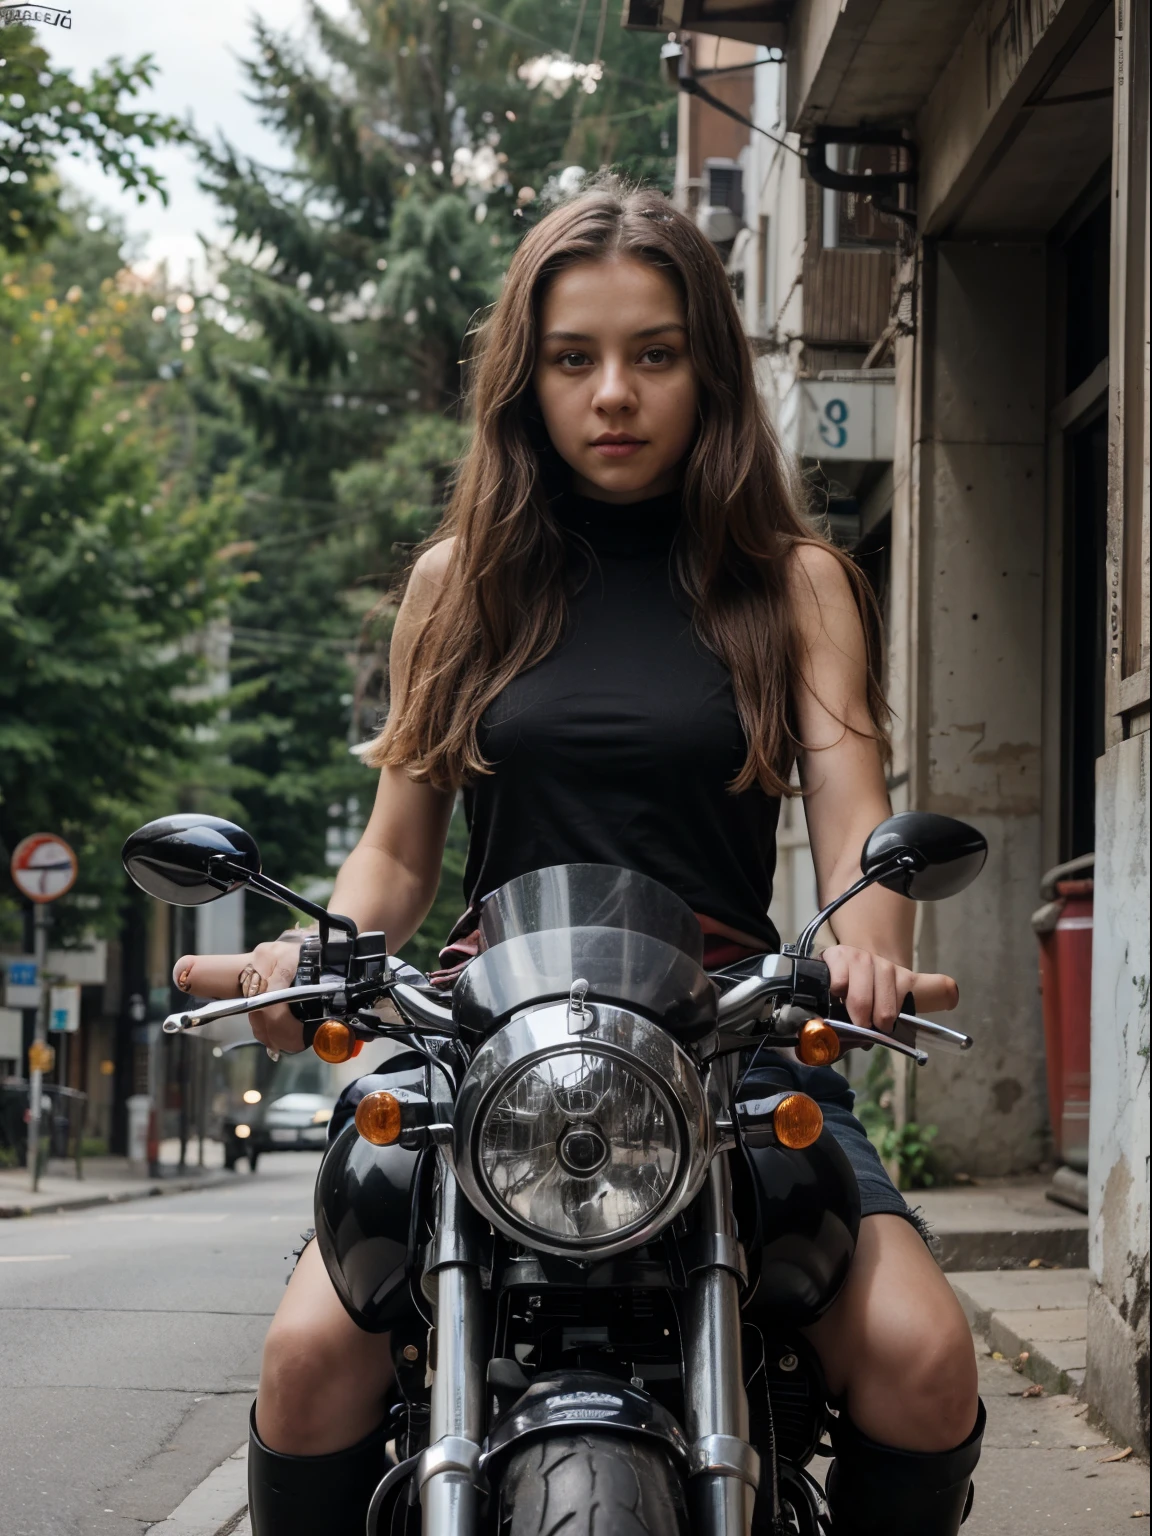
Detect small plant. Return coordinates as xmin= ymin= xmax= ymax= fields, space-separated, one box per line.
xmin=854 ymin=1050 xmax=943 ymax=1189
xmin=882 ymin=1122 xmax=941 ymax=1190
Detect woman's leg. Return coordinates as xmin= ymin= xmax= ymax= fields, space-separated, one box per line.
xmin=805 ymin=1213 xmax=979 ymax=1451
xmin=256 ymin=1239 xmax=395 ymax=1455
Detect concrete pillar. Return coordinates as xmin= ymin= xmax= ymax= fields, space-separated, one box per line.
xmin=1086 ymin=729 xmax=1150 ymax=1452
xmin=904 ymin=241 xmax=1049 ymax=1176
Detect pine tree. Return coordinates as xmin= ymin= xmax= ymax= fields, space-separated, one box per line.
xmin=187 ymin=0 xmax=674 ymax=923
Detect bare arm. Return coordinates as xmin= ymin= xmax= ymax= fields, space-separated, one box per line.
xmin=324 ymin=544 xmax=457 ymax=943
xmin=174 ymin=542 xmax=458 ymax=1049
xmin=790 ymin=544 xmax=958 ymax=1027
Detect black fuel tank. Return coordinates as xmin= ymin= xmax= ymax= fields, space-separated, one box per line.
xmin=740 ymin=1130 xmax=860 ymax=1327
xmin=313 ymin=1054 xmax=428 ymax=1334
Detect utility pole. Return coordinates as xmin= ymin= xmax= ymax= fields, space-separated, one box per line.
xmin=9 ymin=834 xmax=78 ymax=1192
xmin=27 ymin=904 xmax=51 ymax=1191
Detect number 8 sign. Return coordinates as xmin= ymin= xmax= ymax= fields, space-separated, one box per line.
xmin=818 ymin=397 xmax=849 ymax=449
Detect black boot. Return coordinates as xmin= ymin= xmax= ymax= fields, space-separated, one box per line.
xmin=247 ymin=1404 xmax=392 ymax=1536
xmin=826 ymin=1400 xmax=986 ymax=1535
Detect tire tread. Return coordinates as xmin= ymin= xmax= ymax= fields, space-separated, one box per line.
xmin=498 ymin=1433 xmax=687 ymax=1536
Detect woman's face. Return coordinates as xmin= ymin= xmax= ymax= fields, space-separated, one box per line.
xmin=533 ymin=256 xmax=698 ymax=504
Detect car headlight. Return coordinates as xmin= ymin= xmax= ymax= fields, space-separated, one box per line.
xmin=453 ymin=1003 xmax=711 ymax=1259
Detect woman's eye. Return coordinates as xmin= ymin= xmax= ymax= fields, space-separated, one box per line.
xmin=558 ymin=351 xmax=590 ymax=368
xmin=641 ymin=346 xmax=674 ymax=365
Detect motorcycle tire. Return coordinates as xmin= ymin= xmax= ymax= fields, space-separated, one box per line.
xmin=495 ymin=1433 xmax=688 ymax=1536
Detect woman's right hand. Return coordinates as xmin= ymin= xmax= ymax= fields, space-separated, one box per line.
xmin=171 ymin=942 xmax=309 ymax=1054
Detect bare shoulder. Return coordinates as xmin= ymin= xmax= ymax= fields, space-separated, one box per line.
xmin=396 ymin=538 xmax=456 ymax=623
xmin=785 ymin=540 xmax=859 ymax=638
xmin=409 ymin=536 xmax=456 ymax=594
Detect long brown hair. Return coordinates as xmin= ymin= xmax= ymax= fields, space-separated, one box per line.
xmin=367 ymin=180 xmax=889 ymax=795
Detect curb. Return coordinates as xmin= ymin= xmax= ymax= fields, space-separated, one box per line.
xmin=0 ymin=1170 xmax=238 ymax=1219
xmin=932 ymin=1226 xmax=1087 ymax=1272
xmin=950 ymin=1277 xmax=1087 ymax=1396
xmin=144 ymin=1443 xmax=248 ymax=1535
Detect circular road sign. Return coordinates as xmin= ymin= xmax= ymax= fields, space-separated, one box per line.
xmin=10 ymin=834 xmax=78 ymax=903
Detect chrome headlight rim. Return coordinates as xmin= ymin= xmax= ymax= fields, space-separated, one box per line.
xmin=453 ymin=1002 xmax=711 ymax=1260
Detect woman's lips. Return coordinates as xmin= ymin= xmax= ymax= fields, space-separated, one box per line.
xmin=591 ymin=439 xmax=646 ymax=458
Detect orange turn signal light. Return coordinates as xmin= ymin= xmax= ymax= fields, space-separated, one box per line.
xmin=796 ymin=1018 xmax=841 ymax=1067
xmin=354 ymin=1090 xmax=403 ymax=1146
xmin=773 ymin=1093 xmax=824 ymax=1150
xmin=312 ymin=1021 xmax=363 ymax=1064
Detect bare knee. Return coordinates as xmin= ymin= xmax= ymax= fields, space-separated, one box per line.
xmin=883 ymin=1310 xmax=979 ymax=1449
xmin=258 ymin=1310 xmax=359 ymax=1450
xmin=255 ymin=1244 xmax=393 ymax=1456
xmin=812 ymin=1217 xmax=980 ymax=1453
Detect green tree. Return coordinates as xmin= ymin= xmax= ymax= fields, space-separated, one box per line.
xmin=0 ymin=250 xmax=241 ymax=939
xmin=0 ymin=23 xmax=187 ymax=251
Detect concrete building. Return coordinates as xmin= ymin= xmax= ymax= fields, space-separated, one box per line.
xmin=628 ymin=0 xmax=1148 ymax=1453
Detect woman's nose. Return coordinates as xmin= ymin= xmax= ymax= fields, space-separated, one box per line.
xmin=591 ymin=359 xmax=637 ymax=415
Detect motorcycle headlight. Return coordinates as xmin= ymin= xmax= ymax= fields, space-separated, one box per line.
xmin=453 ymin=1004 xmax=711 ymax=1259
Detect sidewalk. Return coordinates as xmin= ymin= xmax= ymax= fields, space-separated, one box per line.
xmin=913 ymin=1175 xmax=1088 ymax=1271
xmin=950 ymin=1267 xmax=1090 ymax=1397
xmin=0 ymin=1138 xmax=239 ymax=1218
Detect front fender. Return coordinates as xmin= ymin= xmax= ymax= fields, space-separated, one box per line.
xmin=481 ymin=1371 xmax=689 ymax=1475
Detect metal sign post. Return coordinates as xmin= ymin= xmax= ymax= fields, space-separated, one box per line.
xmin=10 ymin=834 xmax=78 ymax=1191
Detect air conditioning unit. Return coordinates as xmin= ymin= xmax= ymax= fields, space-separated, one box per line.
xmin=698 ymin=158 xmax=743 ymax=245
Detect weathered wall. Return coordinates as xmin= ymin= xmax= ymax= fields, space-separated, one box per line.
xmin=907 ymin=241 xmax=1050 ymax=1174
xmin=1086 ymin=727 xmax=1150 ymax=1453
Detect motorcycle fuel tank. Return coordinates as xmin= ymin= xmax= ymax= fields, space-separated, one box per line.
xmin=741 ymin=1129 xmax=860 ymax=1326
xmin=313 ymin=1054 xmax=429 ymax=1333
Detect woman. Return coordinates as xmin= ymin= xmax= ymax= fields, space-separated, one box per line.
xmin=179 ymin=182 xmax=982 ymax=1535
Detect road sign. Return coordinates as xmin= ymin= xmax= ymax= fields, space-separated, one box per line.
xmin=10 ymin=834 xmax=78 ymax=903
xmin=49 ymin=983 xmax=81 ymax=1033
xmin=4 ymin=959 xmax=40 ymax=1009
xmin=28 ymin=1040 xmax=55 ymax=1074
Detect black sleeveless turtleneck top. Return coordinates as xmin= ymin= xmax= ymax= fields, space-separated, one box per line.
xmin=461 ymin=489 xmax=782 ymax=950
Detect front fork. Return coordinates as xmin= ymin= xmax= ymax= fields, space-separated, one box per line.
xmin=418 ymin=1153 xmax=759 ymax=1536
xmin=683 ymin=1151 xmax=761 ymax=1535
xmin=419 ymin=1162 xmax=486 ymax=1536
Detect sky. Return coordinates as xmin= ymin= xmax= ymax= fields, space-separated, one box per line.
xmin=35 ymin=0 xmax=322 ymax=277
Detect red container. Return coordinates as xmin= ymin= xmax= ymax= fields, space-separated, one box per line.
xmin=1037 ymin=877 xmax=1093 ymax=1170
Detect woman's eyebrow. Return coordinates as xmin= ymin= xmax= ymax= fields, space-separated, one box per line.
xmin=541 ymin=322 xmax=687 ymax=343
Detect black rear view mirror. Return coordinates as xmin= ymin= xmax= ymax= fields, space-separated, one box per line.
xmin=861 ymin=812 xmax=987 ymax=901
xmin=122 ymin=814 xmax=356 ymax=936
xmin=122 ymin=814 xmax=260 ymax=906
xmin=794 ymin=811 xmax=988 ymax=955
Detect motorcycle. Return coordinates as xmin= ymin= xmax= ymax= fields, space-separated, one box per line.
xmin=122 ymin=809 xmax=986 ymax=1536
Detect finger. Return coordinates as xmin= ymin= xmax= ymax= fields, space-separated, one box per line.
xmin=824 ymin=945 xmax=851 ymax=1003
xmin=267 ymin=951 xmax=302 ymax=991
xmin=907 ymin=973 xmax=960 ymax=1013
xmin=844 ymin=951 xmax=875 ymax=1031
xmin=172 ymin=953 xmax=251 ymax=999
xmin=871 ymin=960 xmax=901 ymax=1031
xmin=251 ymin=1007 xmax=307 ymax=1055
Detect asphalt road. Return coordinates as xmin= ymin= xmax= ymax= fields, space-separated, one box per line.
xmin=3 ymin=1155 xmax=1147 ymax=1536
xmin=0 ymin=1153 xmax=319 ymax=1536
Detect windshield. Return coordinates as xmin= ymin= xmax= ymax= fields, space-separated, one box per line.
xmin=477 ymin=864 xmax=703 ymax=965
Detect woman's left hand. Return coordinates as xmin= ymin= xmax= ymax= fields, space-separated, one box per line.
xmin=821 ymin=945 xmax=959 ymax=1031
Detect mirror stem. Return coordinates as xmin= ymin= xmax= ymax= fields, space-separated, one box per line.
xmin=218 ymin=861 xmax=358 ymax=938
xmin=792 ymin=872 xmax=876 ymax=958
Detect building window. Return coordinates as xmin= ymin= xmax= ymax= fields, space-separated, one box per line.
xmin=820 ymin=143 xmax=904 ymax=250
